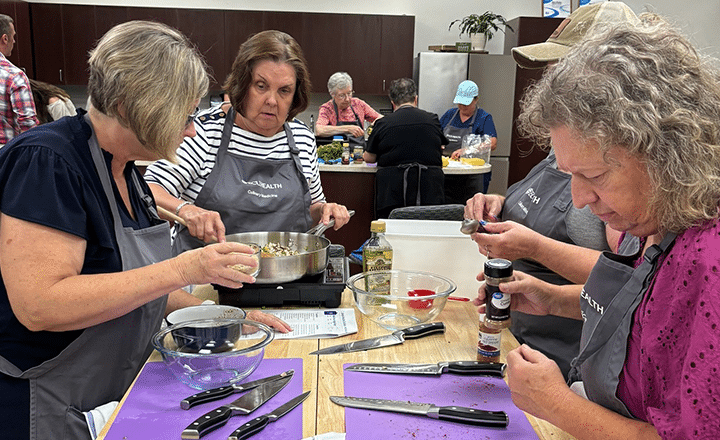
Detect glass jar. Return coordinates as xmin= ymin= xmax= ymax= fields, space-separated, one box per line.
xmin=477 ymin=315 xmax=502 ymax=363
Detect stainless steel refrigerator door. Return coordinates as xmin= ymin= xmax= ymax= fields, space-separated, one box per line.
xmin=414 ymin=52 xmax=469 ymax=118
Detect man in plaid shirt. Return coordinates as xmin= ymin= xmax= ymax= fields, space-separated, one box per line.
xmin=0 ymin=14 xmax=37 ymax=147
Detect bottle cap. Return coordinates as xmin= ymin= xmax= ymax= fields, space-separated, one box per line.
xmin=484 ymin=258 xmax=513 ymax=278
xmin=370 ymin=220 xmax=386 ymax=233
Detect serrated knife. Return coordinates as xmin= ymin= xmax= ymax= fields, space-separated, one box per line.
xmin=330 ymin=395 xmax=509 ymax=428
xmin=180 ymin=370 xmax=294 ymax=410
xmin=345 ymin=361 xmax=506 ymax=377
xmin=181 ymin=375 xmax=291 ymax=439
xmin=309 ymin=322 xmax=445 ymax=355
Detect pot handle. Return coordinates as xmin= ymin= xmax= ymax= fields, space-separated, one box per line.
xmin=307 ymin=210 xmax=355 ymax=236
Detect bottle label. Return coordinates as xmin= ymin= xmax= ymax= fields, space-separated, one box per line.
xmin=486 ymin=284 xmax=511 ymax=321
xmin=363 ymin=249 xmax=392 ymax=293
xmin=478 ymin=331 xmax=501 ymax=357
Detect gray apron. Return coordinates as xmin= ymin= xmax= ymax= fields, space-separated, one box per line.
xmin=333 ymin=101 xmax=365 ymax=148
xmin=503 ymin=151 xmax=593 ymax=377
xmin=568 ymin=233 xmax=676 ymax=417
xmin=0 ymin=117 xmax=171 ymax=440
xmin=442 ymin=108 xmax=484 ymax=203
xmin=442 ymin=108 xmax=477 ymax=156
xmin=173 ymin=107 xmax=314 ymax=253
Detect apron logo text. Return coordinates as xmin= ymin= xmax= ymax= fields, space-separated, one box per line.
xmin=524 ymin=187 xmax=541 ymax=205
xmin=242 ymin=179 xmax=283 ymax=190
xmin=580 ymin=288 xmax=604 ymax=315
xmin=248 ymin=190 xmax=278 ymax=198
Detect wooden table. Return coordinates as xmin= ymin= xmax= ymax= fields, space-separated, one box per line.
xmin=99 ymin=287 xmax=574 ymax=440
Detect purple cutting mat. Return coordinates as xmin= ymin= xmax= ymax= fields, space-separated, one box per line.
xmin=343 ymin=364 xmax=539 ymax=440
xmin=104 ymin=358 xmax=303 ymax=440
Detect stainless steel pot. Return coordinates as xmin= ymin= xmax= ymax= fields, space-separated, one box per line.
xmin=225 ymin=231 xmax=331 ymax=284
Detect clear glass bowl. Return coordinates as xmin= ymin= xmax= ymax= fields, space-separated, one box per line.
xmin=347 ymin=270 xmax=457 ymax=330
xmin=152 ymin=318 xmax=273 ymax=390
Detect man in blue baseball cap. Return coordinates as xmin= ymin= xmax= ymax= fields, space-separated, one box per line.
xmin=439 ymin=79 xmax=497 ymax=201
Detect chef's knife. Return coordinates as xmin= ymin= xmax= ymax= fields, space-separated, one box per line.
xmin=330 ymin=395 xmax=509 ymax=428
xmin=227 ymin=390 xmax=311 ymax=440
xmin=345 ymin=361 xmax=506 ymax=377
xmin=180 ymin=370 xmax=295 ymax=410
xmin=309 ymin=322 xmax=445 ymax=355
xmin=181 ymin=375 xmax=291 ymax=439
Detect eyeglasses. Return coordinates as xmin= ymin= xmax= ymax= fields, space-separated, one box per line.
xmin=335 ymin=91 xmax=354 ymax=100
xmin=185 ymin=108 xmax=199 ymax=128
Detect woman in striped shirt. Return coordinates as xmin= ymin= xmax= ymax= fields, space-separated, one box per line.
xmin=146 ymin=30 xmax=351 ymax=253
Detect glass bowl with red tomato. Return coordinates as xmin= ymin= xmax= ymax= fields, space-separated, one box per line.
xmin=346 ymin=270 xmax=457 ymax=330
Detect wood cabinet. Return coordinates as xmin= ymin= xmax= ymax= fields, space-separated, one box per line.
xmin=27 ymin=4 xmax=414 ymax=94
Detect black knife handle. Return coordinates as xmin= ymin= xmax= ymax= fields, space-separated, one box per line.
xmin=398 ymin=322 xmax=445 ymax=339
xmin=446 ymin=361 xmax=506 ymax=377
xmin=435 ymin=406 xmax=509 ymax=428
xmin=181 ymin=406 xmax=233 ymax=439
xmin=181 ymin=386 xmax=235 ymax=410
xmin=227 ymin=415 xmax=270 ymax=440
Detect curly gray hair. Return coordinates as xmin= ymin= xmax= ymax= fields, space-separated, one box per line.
xmin=518 ymin=14 xmax=720 ymax=233
xmin=327 ymin=72 xmax=352 ymax=95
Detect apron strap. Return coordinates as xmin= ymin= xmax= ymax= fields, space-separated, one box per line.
xmin=398 ymin=162 xmax=428 ymax=206
xmin=569 ymin=232 xmax=678 ymax=379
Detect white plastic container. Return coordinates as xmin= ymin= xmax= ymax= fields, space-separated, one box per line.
xmin=382 ymin=219 xmax=486 ymax=299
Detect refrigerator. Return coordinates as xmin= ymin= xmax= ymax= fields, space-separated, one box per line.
xmin=414 ymin=52 xmax=515 ymax=194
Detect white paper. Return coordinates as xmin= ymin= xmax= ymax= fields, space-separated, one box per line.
xmin=262 ymin=308 xmax=358 ymax=339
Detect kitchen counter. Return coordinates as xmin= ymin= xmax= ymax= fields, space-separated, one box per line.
xmin=320 ymin=163 xmax=490 ymax=260
xmin=319 ymin=162 xmax=491 ymax=175
xmin=98 ymin=286 xmax=576 ymax=440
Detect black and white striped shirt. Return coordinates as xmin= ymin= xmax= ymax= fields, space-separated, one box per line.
xmin=144 ymin=105 xmax=325 ymax=205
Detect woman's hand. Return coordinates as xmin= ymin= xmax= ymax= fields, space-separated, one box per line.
xmin=312 ymin=202 xmax=351 ymax=230
xmin=472 ymin=270 xmax=554 ymax=316
xmin=506 ymin=344 xmax=572 ymax=421
xmin=346 ymin=125 xmax=365 ymax=138
xmin=172 ymin=242 xmax=259 ymax=289
xmin=246 ymin=310 xmax=292 ymax=333
xmin=472 ymin=220 xmax=542 ymax=262
xmin=179 ymin=204 xmax=226 ymax=243
xmin=464 ymin=193 xmax=504 ymax=221
xmin=450 ymin=149 xmax=464 ymax=160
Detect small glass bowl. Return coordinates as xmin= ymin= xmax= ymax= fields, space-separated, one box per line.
xmin=152 ymin=318 xmax=273 ymax=390
xmin=229 ymin=243 xmax=261 ymax=277
xmin=347 ymin=270 xmax=457 ymax=331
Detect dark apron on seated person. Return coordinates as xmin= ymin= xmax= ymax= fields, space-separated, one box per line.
xmin=442 ymin=108 xmax=488 ymax=201
xmin=375 ymin=163 xmax=445 ymax=219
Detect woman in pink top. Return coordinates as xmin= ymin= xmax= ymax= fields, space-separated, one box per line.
xmin=315 ymin=71 xmax=381 ymax=145
xmin=475 ymin=12 xmax=720 ymax=440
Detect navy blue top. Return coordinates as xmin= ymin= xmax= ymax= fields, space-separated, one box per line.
xmin=0 ymin=110 xmax=158 ymax=439
xmin=439 ymin=107 xmax=497 ymax=138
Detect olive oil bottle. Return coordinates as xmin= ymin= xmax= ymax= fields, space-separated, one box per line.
xmin=363 ymin=220 xmax=393 ymax=293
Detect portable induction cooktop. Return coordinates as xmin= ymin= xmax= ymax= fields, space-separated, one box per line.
xmin=217 ymin=244 xmax=348 ymax=308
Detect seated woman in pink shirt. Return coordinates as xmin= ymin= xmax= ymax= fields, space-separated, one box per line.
xmin=315 ymin=71 xmax=381 ymax=147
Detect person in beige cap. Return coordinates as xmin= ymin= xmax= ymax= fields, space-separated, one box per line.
xmin=512 ymin=1 xmax=640 ymax=69
xmin=484 ymin=8 xmax=720 ymax=440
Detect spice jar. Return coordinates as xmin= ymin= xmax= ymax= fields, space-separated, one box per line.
xmin=341 ymin=141 xmax=350 ymax=164
xmin=477 ymin=315 xmax=502 ymax=363
xmin=484 ymin=258 xmax=513 ymax=328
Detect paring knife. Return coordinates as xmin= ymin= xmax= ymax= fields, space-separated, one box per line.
xmin=345 ymin=361 xmax=506 ymax=377
xmin=228 ymin=391 xmax=311 ymax=440
xmin=181 ymin=375 xmax=291 ymax=439
xmin=330 ymin=395 xmax=509 ymax=428
xmin=180 ymin=370 xmax=294 ymax=410
xmin=309 ymin=322 xmax=445 ymax=355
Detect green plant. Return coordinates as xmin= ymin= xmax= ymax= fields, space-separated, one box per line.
xmin=449 ymin=12 xmax=514 ymax=41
